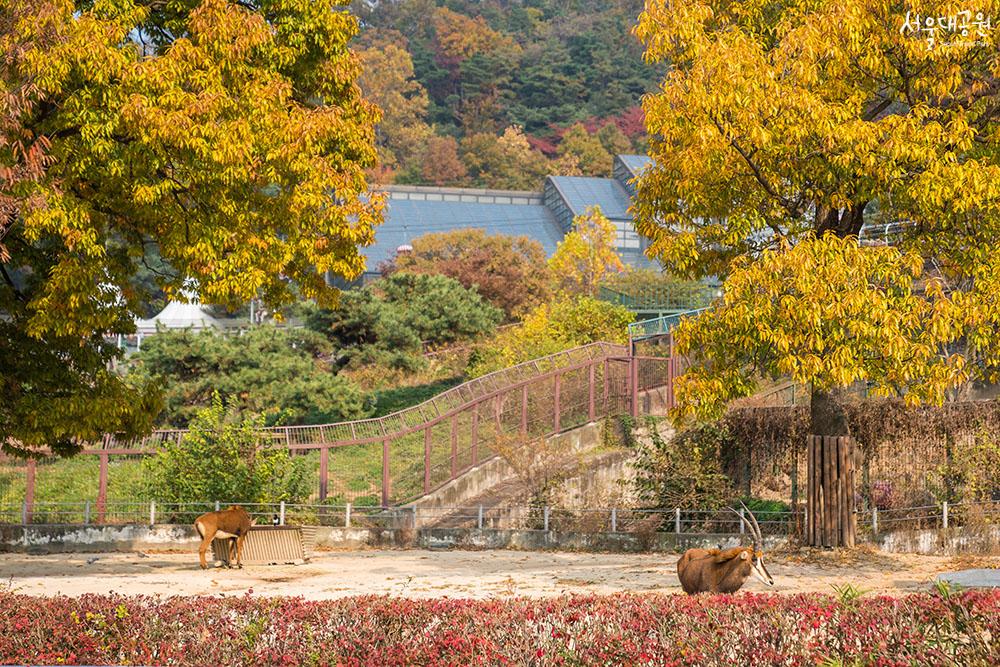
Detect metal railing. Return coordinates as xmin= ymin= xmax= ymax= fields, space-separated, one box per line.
xmin=10 ymin=501 xmax=995 ymax=539
xmin=627 ymin=308 xmax=708 ymax=342
xmin=598 ymin=284 xmax=716 ymax=313
xmin=2 ymin=343 xmax=675 ymax=516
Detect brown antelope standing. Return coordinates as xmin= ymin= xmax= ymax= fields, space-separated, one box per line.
xmin=194 ymin=505 xmax=253 ymax=569
xmin=676 ymin=502 xmax=775 ymax=594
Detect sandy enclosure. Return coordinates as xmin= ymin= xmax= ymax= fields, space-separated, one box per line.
xmin=2 ymin=548 xmax=996 ymax=600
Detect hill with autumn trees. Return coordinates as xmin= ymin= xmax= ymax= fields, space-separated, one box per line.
xmin=350 ymin=0 xmax=658 ymax=189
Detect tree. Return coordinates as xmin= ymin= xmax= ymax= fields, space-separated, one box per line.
xmin=130 ymin=328 xmax=370 ymax=428
xmin=306 ymin=272 xmax=503 ymax=369
xmin=469 ymin=294 xmax=633 ymax=377
xmin=391 ymin=228 xmax=551 ymax=317
xmin=558 ymin=123 xmax=613 ymax=176
xmin=548 ymin=206 xmax=625 ymax=296
xmin=373 ymin=272 xmax=504 ymax=345
xmin=634 ymin=0 xmax=1000 ymax=435
xmin=460 ymin=126 xmax=552 ymax=190
xmin=419 ymin=136 xmax=467 ymax=186
xmin=1 ymin=0 xmax=382 ymax=456
xmin=356 ymin=31 xmax=433 ymax=181
xmin=143 ymin=395 xmax=312 ymax=510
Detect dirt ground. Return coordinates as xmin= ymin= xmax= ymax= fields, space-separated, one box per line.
xmin=2 ymin=548 xmax=997 ymax=599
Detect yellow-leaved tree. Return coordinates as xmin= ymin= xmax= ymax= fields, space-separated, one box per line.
xmin=548 ymin=206 xmax=625 ymax=297
xmin=633 ymin=0 xmax=1000 ymax=436
xmin=0 ymin=0 xmax=382 ymax=456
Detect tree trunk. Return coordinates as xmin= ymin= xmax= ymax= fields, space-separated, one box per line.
xmin=809 ymin=386 xmax=851 ymax=437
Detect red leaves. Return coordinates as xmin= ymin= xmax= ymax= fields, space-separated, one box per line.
xmin=0 ymin=590 xmax=996 ymax=665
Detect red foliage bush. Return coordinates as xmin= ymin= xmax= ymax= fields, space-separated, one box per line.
xmin=1 ymin=589 xmax=996 ymax=666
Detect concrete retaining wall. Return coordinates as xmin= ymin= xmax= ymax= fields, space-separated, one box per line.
xmin=0 ymin=523 xmax=783 ymax=554
xmin=404 ymin=421 xmax=604 ymax=528
xmin=876 ymin=525 xmax=1000 ymax=555
xmin=6 ymin=522 xmax=999 ymax=555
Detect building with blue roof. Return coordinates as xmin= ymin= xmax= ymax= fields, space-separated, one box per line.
xmin=362 ymin=154 xmax=656 ymax=279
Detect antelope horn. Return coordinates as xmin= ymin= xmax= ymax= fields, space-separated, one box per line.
xmin=739 ymin=500 xmax=764 ymax=547
xmin=727 ymin=506 xmax=756 ymax=544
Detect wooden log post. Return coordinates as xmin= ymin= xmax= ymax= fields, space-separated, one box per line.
xmin=806 ymin=435 xmax=856 ymax=548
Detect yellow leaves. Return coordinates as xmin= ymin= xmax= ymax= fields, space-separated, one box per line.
xmin=671 ymin=234 xmax=978 ymax=421
xmin=548 ymin=207 xmax=625 ymax=296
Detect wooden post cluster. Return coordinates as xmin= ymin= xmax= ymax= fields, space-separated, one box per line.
xmin=806 ymin=435 xmax=856 ymax=548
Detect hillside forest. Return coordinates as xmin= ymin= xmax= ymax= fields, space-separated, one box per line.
xmin=350 ymin=0 xmax=658 ymax=188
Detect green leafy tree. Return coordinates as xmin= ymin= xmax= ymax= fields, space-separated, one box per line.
xmin=130 ymin=328 xmax=369 ymax=428
xmin=375 ymin=272 xmax=504 ymax=344
xmin=391 ymin=228 xmax=551 ymax=318
xmin=143 ymin=395 xmax=312 ymax=509
xmin=307 ymin=272 xmax=502 ymax=369
xmin=1 ymin=0 xmax=382 ymax=456
xmin=634 ymin=0 xmax=1000 ymax=435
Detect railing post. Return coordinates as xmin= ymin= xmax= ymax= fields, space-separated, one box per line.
xmin=279 ymin=501 xmax=286 ymax=526
xmin=943 ymin=501 xmax=949 ymax=529
xmin=543 ymin=506 xmax=550 ymax=532
xmin=553 ymin=372 xmax=562 ymax=432
xmin=381 ymin=438 xmax=390 ymax=508
xmin=149 ymin=501 xmax=156 ymax=526
xmin=471 ymin=403 xmax=480 ymax=465
xmin=97 ymin=453 xmax=109 ymax=523
xmin=872 ymin=506 xmax=878 ymax=536
xmin=24 ymin=460 xmax=35 ymax=526
xmin=423 ymin=427 xmax=431 ymax=494
xmin=450 ymin=415 xmax=458 ymax=478
xmin=602 ymin=358 xmax=609 ymax=409
xmin=477 ymin=505 xmax=484 ymax=530
xmin=588 ymin=362 xmax=596 ymax=421
xmin=739 ymin=507 xmax=745 ymax=535
xmin=611 ymin=508 xmax=617 ymax=533
xmin=630 ymin=356 xmax=640 ymax=418
xmin=520 ymin=385 xmax=528 ymax=434
xmin=318 ymin=446 xmax=329 ymax=502
xmin=345 ymin=502 xmax=352 ymax=529
xmin=84 ymin=500 xmax=91 ymax=525
xmin=675 ymin=507 xmax=681 ymax=534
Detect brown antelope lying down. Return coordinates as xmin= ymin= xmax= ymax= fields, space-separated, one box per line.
xmin=194 ymin=505 xmax=253 ymax=569
xmin=677 ymin=502 xmax=774 ymax=594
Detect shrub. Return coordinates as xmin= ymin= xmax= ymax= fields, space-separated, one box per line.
xmin=632 ymin=417 xmax=734 ymax=510
xmin=0 ymin=590 xmax=996 ymax=665
xmin=128 ymin=327 xmax=369 ymax=427
xmin=143 ymin=396 xmax=312 ymax=508
xmin=468 ymin=294 xmax=632 ymax=376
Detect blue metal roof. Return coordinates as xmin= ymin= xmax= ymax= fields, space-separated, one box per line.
xmin=363 ymin=196 xmax=565 ymax=269
xmin=546 ymin=176 xmax=632 ymax=220
xmin=617 ymin=154 xmax=652 ymax=178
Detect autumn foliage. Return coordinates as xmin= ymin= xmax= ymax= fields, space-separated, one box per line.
xmin=391 ymin=228 xmax=551 ymax=318
xmin=1 ymin=590 xmax=996 ymax=666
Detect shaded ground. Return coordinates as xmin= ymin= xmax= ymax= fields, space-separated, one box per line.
xmin=2 ymin=548 xmax=996 ymax=600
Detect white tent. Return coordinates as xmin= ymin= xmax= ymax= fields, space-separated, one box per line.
xmin=134 ymin=300 xmax=221 ymax=348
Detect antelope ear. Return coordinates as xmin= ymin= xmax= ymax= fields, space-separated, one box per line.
xmin=740 ymin=550 xmax=749 ymax=560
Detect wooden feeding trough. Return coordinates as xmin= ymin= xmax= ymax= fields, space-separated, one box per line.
xmin=211 ymin=525 xmax=317 ymax=566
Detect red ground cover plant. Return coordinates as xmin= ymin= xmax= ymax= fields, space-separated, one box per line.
xmin=1 ymin=588 xmax=996 ymax=666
